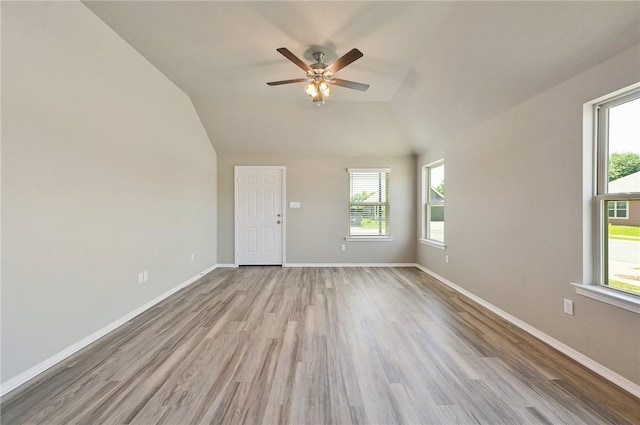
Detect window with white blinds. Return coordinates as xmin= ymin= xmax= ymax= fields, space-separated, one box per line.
xmin=348 ymin=168 xmax=390 ymax=237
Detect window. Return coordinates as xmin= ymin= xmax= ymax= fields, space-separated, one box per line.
xmin=348 ymin=168 xmax=390 ymax=238
xmin=422 ymin=161 xmax=445 ymax=246
xmin=608 ymin=201 xmax=628 ymax=219
xmin=595 ymin=89 xmax=640 ymax=296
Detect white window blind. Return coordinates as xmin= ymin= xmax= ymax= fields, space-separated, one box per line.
xmin=348 ymin=168 xmax=390 ymax=237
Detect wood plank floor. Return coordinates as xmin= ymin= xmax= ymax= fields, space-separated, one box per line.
xmin=1 ymin=267 xmax=639 ymax=424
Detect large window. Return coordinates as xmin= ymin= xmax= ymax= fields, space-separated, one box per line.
xmin=423 ymin=161 xmax=445 ymax=244
xmin=348 ymin=168 xmax=390 ymax=238
xmin=595 ymin=89 xmax=640 ymax=296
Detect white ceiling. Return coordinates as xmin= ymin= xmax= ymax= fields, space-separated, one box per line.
xmin=84 ymin=1 xmax=640 ymax=156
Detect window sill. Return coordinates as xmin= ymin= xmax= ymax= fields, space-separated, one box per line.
xmin=345 ymin=236 xmax=393 ymax=242
xmin=419 ymin=238 xmax=446 ymax=250
xmin=570 ymin=283 xmax=640 ymax=315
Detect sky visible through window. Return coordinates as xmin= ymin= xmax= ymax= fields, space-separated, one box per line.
xmin=430 ymin=165 xmax=444 ymax=192
xmin=609 ymin=98 xmax=639 ymax=155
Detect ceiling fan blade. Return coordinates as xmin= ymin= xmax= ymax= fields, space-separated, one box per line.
xmin=276 ymin=48 xmax=312 ymax=72
xmin=330 ymin=78 xmax=369 ymax=92
xmin=266 ymin=78 xmax=308 ymax=86
xmin=325 ymin=48 xmax=364 ymax=74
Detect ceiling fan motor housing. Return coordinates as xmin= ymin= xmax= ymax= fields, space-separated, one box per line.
xmin=309 ymin=52 xmax=333 ymax=81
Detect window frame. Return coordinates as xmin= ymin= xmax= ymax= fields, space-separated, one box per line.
xmin=420 ymin=160 xmax=446 ymax=249
xmin=573 ymin=84 xmax=640 ymax=314
xmin=346 ymin=168 xmax=392 ymax=241
xmin=594 ymin=89 xmax=640 ymax=295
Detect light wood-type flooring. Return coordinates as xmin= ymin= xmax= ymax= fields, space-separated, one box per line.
xmin=1 ymin=267 xmax=639 ymax=424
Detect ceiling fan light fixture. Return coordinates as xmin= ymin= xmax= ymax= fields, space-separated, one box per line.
xmin=318 ymin=81 xmax=331 ymax=97
xmin=304 ymin=81 xmax=318 ymax=97
xmin=305 ymin=80 xmax=330 ymax=99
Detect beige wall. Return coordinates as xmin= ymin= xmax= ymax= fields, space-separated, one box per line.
xmin=1 ymin=2 xmax=217 ymax=384
xmin=218 ymin=155 xmax=416 ymax=265
xmin=417 ymin=45 xmax=640 ymax=385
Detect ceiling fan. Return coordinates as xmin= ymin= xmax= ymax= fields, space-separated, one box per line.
xmin=266 ymin=47 xmax=370 ymax=104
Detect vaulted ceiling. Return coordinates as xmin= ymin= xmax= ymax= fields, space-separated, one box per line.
xmin=84 ymin=1 xmax=640 ymax=157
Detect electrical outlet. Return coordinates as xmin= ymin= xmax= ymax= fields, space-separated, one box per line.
xmin=445 ymin=255 xmax=449 ymax=264
xmin=143 ymin=271 xmax=149 ymax=282
xmin=138 ymin=272 xmax=144 ymax=284
xmin=191 ymin=253 xmax=195 ymax=262
xmin=563 ymin=298 xmax=574 ymax=315
xmin=340 ymin=244 xmax=346 ymax=251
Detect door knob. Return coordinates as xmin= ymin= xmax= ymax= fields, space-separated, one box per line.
xmin=277 ymin=220 xmax=281 ymax=224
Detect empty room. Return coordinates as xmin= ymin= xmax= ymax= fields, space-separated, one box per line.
xmin=1 ymin=1 xmax=639 ymax=424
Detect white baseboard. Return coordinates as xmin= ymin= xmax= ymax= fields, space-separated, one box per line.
xmin=414 ymin=264 xmax=640 ymax=398
xmin=0 ymin=264 xmax=218 ymax=398
xmin=284 ymin=263 xmax=416 ymax=268
xmin=216 ymin=263 xmax=239 ymax=268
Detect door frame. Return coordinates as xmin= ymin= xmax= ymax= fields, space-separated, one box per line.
xmin=234 ymin=166 xmax=287 ymax=267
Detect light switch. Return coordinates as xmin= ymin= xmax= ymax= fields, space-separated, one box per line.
xmin=289 ymin=201 xmax=301 ymax=208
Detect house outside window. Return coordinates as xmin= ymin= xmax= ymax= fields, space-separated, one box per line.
xmin=348 ymin=168 xmax=390 ymax=239
xmin=595 ymin=89 xmax=640 ymax=296
xmin=422 ymin=161 xmax=445 ymax=246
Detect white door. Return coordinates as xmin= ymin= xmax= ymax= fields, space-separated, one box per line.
xmin=235 ymin=167 xmax=285 ymax=265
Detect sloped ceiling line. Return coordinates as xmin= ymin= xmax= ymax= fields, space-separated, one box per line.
xmin=84 ymin=1 xmax=640 ymax=156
